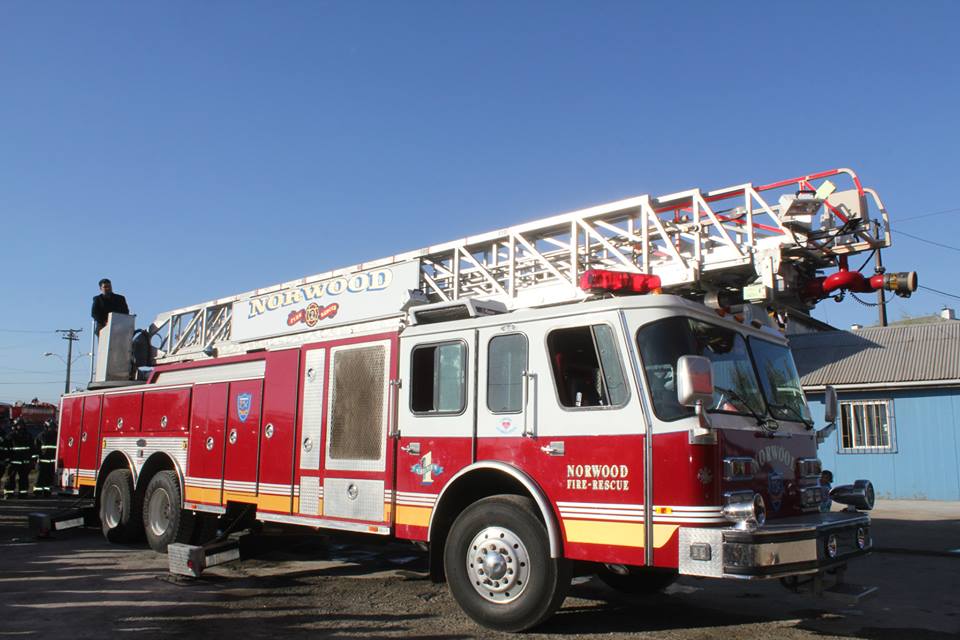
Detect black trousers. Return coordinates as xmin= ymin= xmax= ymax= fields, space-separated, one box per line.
xmin=35 ymin=461 xmax=55 ymax=494
xmin=4 ymin=461 xmax=30 ymax=495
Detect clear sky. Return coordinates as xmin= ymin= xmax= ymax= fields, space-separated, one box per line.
xmin=2 ymin=1 xmax=958 ymax=403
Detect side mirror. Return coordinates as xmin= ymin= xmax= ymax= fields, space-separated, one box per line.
xmin=824 ymin=385 xmax=838 ymax=424
xmin=677 ymin=355 xmax=714 ymax=406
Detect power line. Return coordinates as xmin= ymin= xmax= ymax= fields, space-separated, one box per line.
xmin=0 ymin=380 xmax=63 ymax=385
xmin=894 ymin=230 xmax=960 ymax=253
xmin=918 ymin=285 xmax=960 ymax=301
xmin=0 ymin=329 xmax=56 ymax=334
xmin=898 ymin=206 xmax=960 ymax=222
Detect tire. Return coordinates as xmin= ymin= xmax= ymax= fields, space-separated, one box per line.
xmin=597 ymin=565 xmax=678 ymax=594
xmin=142 ymin=470 xmax=195 ymax=553
xmin=444 ymin=495 xmax=571 ymax=632
xmin=99 ymin=468 xmax=143 ymax=543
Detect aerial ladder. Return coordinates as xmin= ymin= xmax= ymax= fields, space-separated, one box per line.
xmin=148 ymin=167 xmax=917 ymax=365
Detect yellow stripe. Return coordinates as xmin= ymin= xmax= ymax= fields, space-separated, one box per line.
xmin=78 ymin=477 xmax=96 ymax=487
xmin=185 ymin=486 xmax=221 ymax=504
xmin=563 ymin=520 xmax=679 ymax=548
xmin=383 ymin=503 xmax=393 ymax=522
xmin=293 ymin=496 xmax=299 ymax=513
xmin=395 ymin=505 xmax=432 ymax=528
xmin=222 ymin=490 xmax=258 ymax=504
xmin=257 ymin=493 xmax=292 ymax=512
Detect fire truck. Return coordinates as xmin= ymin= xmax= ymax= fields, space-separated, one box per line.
xmin=56 ymin=168 xmax=915 ymax=631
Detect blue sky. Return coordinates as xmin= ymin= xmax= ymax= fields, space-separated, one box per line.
xmin=2 ymin=1 xmax=958 ymax=403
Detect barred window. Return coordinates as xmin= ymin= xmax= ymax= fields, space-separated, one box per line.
xmin=838 ymin=399 xmax=897 ymax=454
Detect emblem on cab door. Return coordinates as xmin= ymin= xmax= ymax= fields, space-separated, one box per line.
xmin=237 ymin=393 xmax=252 ymax=423
xmin=411 ymin=452 xmax=444 ymax=485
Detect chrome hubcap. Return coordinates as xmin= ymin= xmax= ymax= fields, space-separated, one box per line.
xmin=148 ymin=487 xmax=172 ymax=537
xmin=103 ymin=485 xmax=123 ymax=529
xmin=465 ymin=526 xmax=529 ymax=604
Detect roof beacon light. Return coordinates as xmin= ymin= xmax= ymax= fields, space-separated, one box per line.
xmin=579 ymin=269 xmax=662 ymax=295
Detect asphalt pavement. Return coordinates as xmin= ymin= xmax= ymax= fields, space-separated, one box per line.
xmin=0 ymin=496 xmax=957 ymax=639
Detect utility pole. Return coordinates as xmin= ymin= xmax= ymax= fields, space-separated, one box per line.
xmin=875 ymin=249 xmax=888 ymax=327
xmin=55 ymin=329 xmax=82 ymax=395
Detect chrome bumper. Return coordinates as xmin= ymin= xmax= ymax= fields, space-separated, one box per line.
xmin=678 ymin=511 xmax=871 ymax=579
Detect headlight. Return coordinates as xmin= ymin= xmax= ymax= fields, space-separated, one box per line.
xmin=796 ymin=458 xmax=822 ymax=479
xmin=800 ymin=486 xmax=823 ymax=509
xmin=722 ymin=491 xmax=766 ymax=530
xmin=723 ymin=457 xmax=755 ymax=481
xmin=830 ymin=479 xmax=875 ymax=511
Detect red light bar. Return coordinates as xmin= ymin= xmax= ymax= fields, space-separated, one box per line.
xmin=579 ymin=269 xmax=662 ymax=295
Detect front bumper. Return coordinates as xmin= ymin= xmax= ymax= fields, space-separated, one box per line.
xmin=678 ymin=511 xmax=871 ymax=579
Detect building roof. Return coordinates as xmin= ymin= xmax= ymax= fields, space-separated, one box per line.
xmin=789 ymin=321 xmax=960 ymax=388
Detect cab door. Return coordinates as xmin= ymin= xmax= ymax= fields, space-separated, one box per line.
xmin=394 ymin=329 xmax=476 ymax=540
xmin=319 ymin=333 xmax=397 ymax=532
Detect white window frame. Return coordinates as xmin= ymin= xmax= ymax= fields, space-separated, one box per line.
xmin=837 ymin=398 xmax=897 ymax=454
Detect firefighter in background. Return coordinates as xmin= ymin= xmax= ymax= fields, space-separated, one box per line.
xmin=0 ymin=424 xmax=9 ymax=493
xmin=34 ymin=420 xmax=57 ymax=497
xmin=4 ymin=419 xmax=36 ymax=498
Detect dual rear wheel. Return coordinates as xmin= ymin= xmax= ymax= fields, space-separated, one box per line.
xmin=99 ymin=468 xmax=195 ymax=552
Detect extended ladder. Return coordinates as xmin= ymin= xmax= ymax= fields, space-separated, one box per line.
xmin=151 ymin=168 xmax=890 ymax=363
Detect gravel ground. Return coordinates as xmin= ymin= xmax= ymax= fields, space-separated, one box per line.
xmin=0 ymin=496 xmax=957 ymax=639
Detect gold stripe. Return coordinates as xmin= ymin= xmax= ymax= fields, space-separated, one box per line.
xmin=293 ymin=496 xmax=300 ymax=513
xmin=185 ymin=486 xmax=221 ymax=503
xmin=222 ymin=490 xmax=258 ymax=504
xmin=563 ymin=520 xmax=679 ymax=548
xmin=395 ymin=505 xmax=432 ymax=528
xmin=78 ymin=477 xmax=96 ymax=487
xmin=383 ymin=503 xmax=393 ymax=522
xmin=257 ymin=493 xmax=292 ymax=512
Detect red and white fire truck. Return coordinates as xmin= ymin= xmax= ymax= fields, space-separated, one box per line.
xmin=56 ymin=168 xmax=915 ymax=631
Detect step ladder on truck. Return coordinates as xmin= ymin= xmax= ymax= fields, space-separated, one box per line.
xmin=52 ymin=168 xmax=913 ymax=631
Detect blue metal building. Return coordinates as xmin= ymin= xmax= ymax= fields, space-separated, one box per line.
xmin=790 ymin=320 xmax=960 ymax=501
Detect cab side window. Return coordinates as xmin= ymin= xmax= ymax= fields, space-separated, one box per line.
xmin=487 ymin=334 xmax=527 ymax=413
xmin=410 ymin=341 xmax=466 ymax=414
xmin=547 ymin=325 xmax=629 ymax=408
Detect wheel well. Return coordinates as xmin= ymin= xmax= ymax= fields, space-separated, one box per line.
xmin=428 ymin=468 xmax=553 ymax=583
xmin=134 ymin=453 xmax=180 ymax=511
xmin=95 ymin=451 xmax=134 ymax=506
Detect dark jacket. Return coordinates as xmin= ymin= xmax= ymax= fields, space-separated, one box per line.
xmin=91 ymin=293 xmax=130 ymax=330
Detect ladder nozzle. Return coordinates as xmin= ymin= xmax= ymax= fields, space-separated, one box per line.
xmin=805 ymin=270 xmax=917 ymax=301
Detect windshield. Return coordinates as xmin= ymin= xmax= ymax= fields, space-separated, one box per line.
xmin=636 ymin=317 xmax=765 ymax=421
xmin=748 ymin=337 xmax=812 ymax=423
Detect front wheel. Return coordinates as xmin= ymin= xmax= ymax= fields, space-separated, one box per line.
xmin=143 ymin=471 xmax=195 ymax=553
xmin=444 ymin=495 xmax=571 ymax=632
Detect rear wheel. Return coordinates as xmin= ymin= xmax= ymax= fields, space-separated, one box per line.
xmin=597 ymin=565 xmax=678 ymax=594
xmin=143 ymin=471 xmax=195 ymax=553
xmin=100 ymin=469 xmax=143 ymax=543
xmin=444 ymin=495 xmax=571 ymax=632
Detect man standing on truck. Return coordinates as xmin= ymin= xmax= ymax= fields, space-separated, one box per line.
xmin=91 ymin=278 xmax=130 ymax=333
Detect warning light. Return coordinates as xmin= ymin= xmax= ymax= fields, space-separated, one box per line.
xmin=579 ymin=269 xmax=662 ymax=295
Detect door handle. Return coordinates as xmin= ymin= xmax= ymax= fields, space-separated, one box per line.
xmin=521 ymin=371 xmax=536 ymax=438
xmin=540 ymin=441 xmax=565 ymax=456
xmin=400 ymin=442 xmax=421 ymax=455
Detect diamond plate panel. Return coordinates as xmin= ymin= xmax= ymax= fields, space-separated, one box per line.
xmin=300 ymin=350 xmax=326 ymax=471
xmin=299 ymin=476 xmax=320 ymax=516
xmin=323 ymin=478 xmax=384 ymax=522
xmin=678 ymin=527 xmax=724 ymax=578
